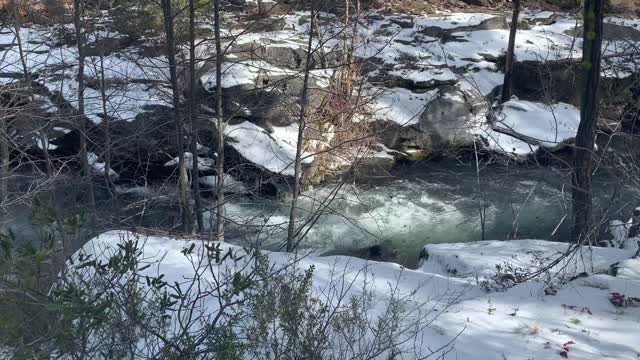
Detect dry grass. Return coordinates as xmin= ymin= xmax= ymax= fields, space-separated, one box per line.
xmin=515 ymin=321 xmax=544 ymax=335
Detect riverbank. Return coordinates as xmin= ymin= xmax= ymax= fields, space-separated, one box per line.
xmin=58 ymin=230 xmax=640 ymax=359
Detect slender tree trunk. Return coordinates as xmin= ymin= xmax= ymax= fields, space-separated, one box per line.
xmin=286 ymin=5 xmax=315 ymax=252
xmin=341 ymin=0 xmax=349 ymax=95
xmin=0 ymin=1 xmax=24 ymax=203
xmin=214 ymin=0 xmax=225 ymax=241
xmin=98 ymin=53 xmax=115 ymax=198
xmin=162 ymin=0 xmax=193 ymax=234
xmin=348 ymin=0 xmax=360 ymax=98
xmin=572 ymin=0 xmax=604 ymax=242
xmin=0 ymin=110 xmax=8 ymax=204
xmin=12 ymin=0 xmax=28 ymax=79
xmin=74 ymin=0 xmax=97 ymax=230
xmin=189 ymin=0 xmax=204 ymax=233
xmin=501 ymin=0 xmax=521 ymax=103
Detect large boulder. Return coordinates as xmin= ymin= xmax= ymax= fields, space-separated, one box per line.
xmin=565 ymin=22 xmax=640 ymax=42
xmin=418 ymin=85 xmax=477 ymax=149
xmin=230 ymin=40 xmax=339 ymax=71
xmin=219 ymin=73 xmax=326 ymax=128
xmin=420 ymin=15 xmax=509 ymax=39
xmin=511 ymin=59 xmax=637 ymax=107
xmin=374 ymin=121 xmax=433 ymax=154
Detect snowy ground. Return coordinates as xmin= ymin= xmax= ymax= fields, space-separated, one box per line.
xmin=71 ymin=231 xmax=640 ymax=359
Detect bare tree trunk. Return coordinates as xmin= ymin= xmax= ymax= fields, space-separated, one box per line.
xmin=189 ymin=0 xmax=204 ymax=233
xmin=286 ymin=4 xmax=315 ymax=252
xmin=348 ymin=0 xmax=360 ymax=98
xmin=501 ymin=0 xmax=521 ymax=104
xmin=162 ymin=0 xmax=193 ymax=234
xmin=340 ymin=0 xmax=349 ymax=95
xmin=0 ymin=111 xmax=8 ymax=204
xmin=98 ymin=52 xmax=115 ymax=198
xmin=74 ymin=0 xmax=97 ymax=231
xmin=214 ymin=0 xmax=225 ymax=241
xmin=12 ymin=0 xmax=28 ymax=79
xmin=572 ymin=0 xmax=604 ymax=242
xmin=0 ymin=1 xmax=24 ymax=203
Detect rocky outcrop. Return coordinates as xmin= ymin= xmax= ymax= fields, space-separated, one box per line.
xmin=420 ymin=15 xmax=509 ymax=38
xmin=511 ymin=59 xmax=638 ymax=108
xmin=418 ymin=86 xmax=479 ymax=149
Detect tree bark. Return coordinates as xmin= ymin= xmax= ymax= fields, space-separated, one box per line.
xmin=189 ymin=0 xmax=204 ymax=233
xmin=12 ymin=0 xmax=28 ymax=79
xmin=214 ymin=0 xmax=225 ymax=241
xmin=162 ymin=0 xmax=193 ymax=234
xmin=571 ymin=0 xmax=604 ymax=243
xmin=98 ymin=52 xmax=115 ymax=198
xmin=74 ymin=0 xmax=97 ymax=230
xmin=501 ymin=0 xmax=521 ymax=104
xmin=0 ymin=110 xmax=8 ymax=204
xmin=286 ymin=4 xmax=315 ymax=252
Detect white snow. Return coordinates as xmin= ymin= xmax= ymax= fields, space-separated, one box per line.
xmin=481 ymin=126 xmax=540 ymax=156
xmin=420 ymin=240 xmax=633 ymax=281
xmin=459 ymin=68 xmax=504 ymax=97
xmin=613 ymin=258 xmax=640 ymax=281
xmin=495 ymin=99 xmax=581 ymax=149
xmin=164 ymin=152 xmax=216 ymax=170
xmin=415 ymin=13 xmax=497 ymax=30
xmin=224 ymin=121 xmax=313 ymax=176
xmin=200 ymin=174 xmax=249 ymax=193
xmin=388 ymin=66 xmax=457 ymax=85
xmin=35 ymin=137 xmax=58 ymax=151
xmin=69 ymin=231 xmax=640 ymax=359
xmin=87 ymin=152 xmax=118 ymax=179
xmin=369 ymin=87 xmax=438 ymax=125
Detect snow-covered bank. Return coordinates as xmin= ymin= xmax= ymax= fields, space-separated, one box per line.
xmin=68 ymin=231 xmax=640 ymax=359
xmin=419 ymin=239 xmax=637 ymax=281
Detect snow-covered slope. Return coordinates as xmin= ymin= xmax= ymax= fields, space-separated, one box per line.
xmin=69 ymin=232 xmax=640 ymax=359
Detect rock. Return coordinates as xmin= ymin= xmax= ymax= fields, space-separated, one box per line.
xmin=230 ymin=41 xmax=339 ymax=70
xmin=242 ymin=17 xmax=287 ymax=33
xmin=609 ymin=258 xmax=640 ymax=280
xmin=418 ymin=85 xmax=476 ymax=149
xmin=323 ymin=243 xmax=398 ymax=262
xmin=373 ymin=121 xmax=433 ymax=154
xmin=389 ymin=16 xmax=415 ymax=29
xmin=420 ymin=15 xmax=509 ymax=39
xmin=517 ymin=19 xmax=531 ymax=30
xmin=511 ymin=59 xmax=637 ymax=107
xmin=101 ymin=105 xmax=181 ymax=183
xmin=564 ymin=23 xmax=640 ymax=42
xmin=530 ymin=13 xmax=562 ymax=26
xmin=352 ymin=151 xmax=396 ymax=179
xmin=461 ymin=0 xmax=490 ymax=6
xmin=220 ymin=73 xmax=325 ymax=128
xmin=368 ymin=66 xmax=458 ymax=92
xmin=84 ymin=36 xmax=132 ymax=57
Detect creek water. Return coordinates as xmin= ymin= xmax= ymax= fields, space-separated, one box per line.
xmin=3 ymin=155 xmax=638 ymax=268
xmin=217 ymin=158 xmax=639 ymax=267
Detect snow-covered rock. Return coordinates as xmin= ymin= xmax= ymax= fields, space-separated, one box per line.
xmin=164 ymin=152 xmax=216 ymax=171
xmin=224 ymin=121 xmax=314 ymax=177
xmin=199 ymin=174 xmax=249 ymax=194
xmin=492 ymin=99 xmax=581 ymax=151
xmin=419 ymin=239 xmax=636 ymax=281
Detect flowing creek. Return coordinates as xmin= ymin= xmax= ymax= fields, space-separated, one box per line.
xmin=218 ymin=159 xmax=639 ymax=267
